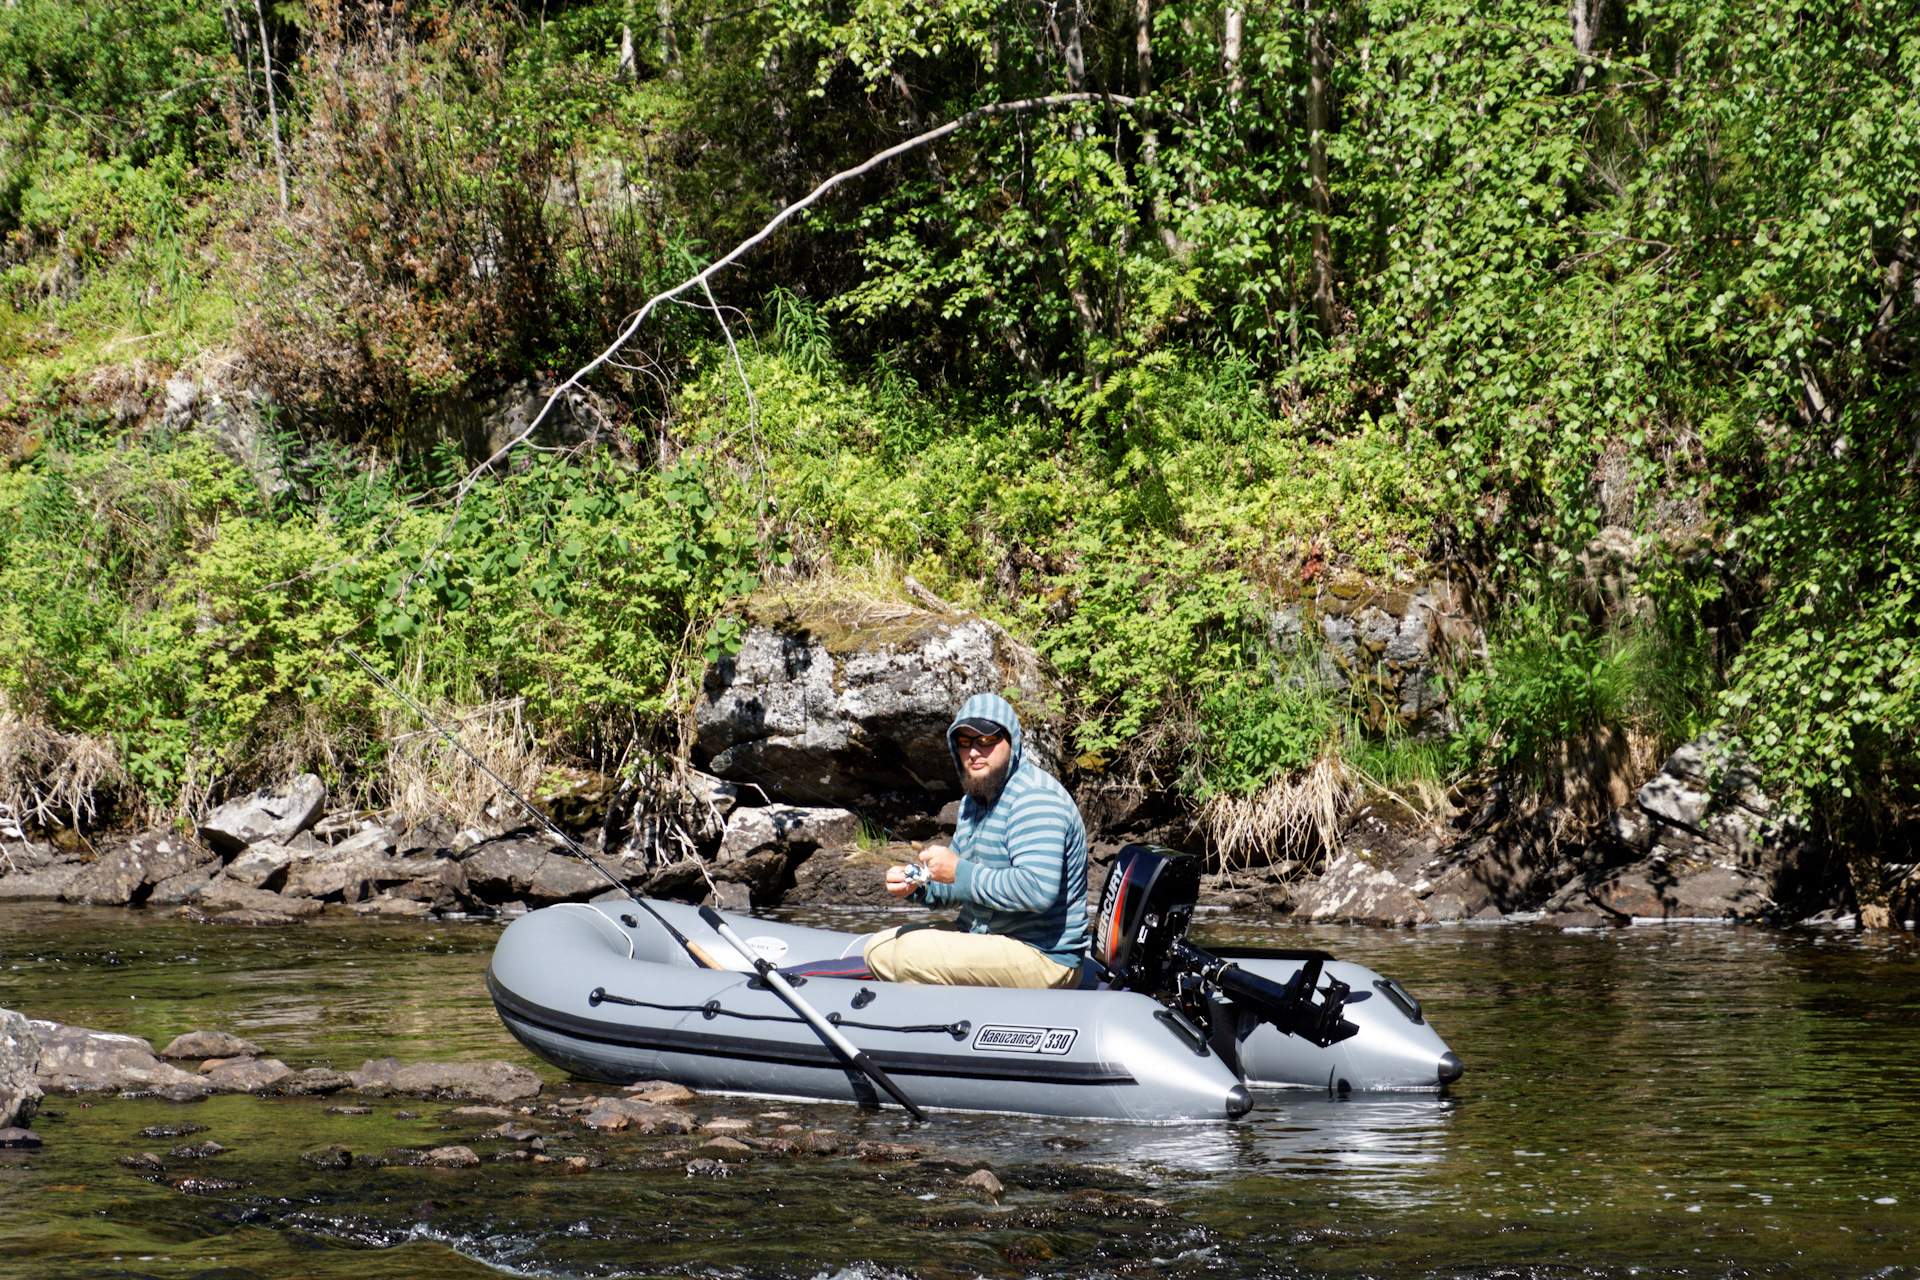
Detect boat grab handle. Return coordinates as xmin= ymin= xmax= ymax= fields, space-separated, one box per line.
xmin=590 ymin=987 xmax=973 ymax=1038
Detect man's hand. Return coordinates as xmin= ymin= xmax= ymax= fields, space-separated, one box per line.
xmin=883 ymin=864 xmax=917 ymax=898
xmin=918 ymin=844 xmax=959 ymax=884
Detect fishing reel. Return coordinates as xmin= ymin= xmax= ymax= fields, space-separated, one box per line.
xmin=1092 ymin=844 xmax=1358 ymax=1049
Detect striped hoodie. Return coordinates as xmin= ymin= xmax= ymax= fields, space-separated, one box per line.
xmin=915 ymin=692 xmax=1089 ymax=967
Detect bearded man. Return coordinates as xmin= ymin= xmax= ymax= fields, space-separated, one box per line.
xmin=862 ymin=692 xmax=1090 ymax=989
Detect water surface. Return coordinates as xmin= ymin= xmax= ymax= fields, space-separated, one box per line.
xmin=2 ymin=903 xmax=1917 ymax=1279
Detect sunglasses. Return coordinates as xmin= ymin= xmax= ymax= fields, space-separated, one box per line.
xmin=954 ymin=731 xmax=1005 ymax=751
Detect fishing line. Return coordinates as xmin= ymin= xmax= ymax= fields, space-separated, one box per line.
xmin=333 ymin=641 xmax=723 ymax=970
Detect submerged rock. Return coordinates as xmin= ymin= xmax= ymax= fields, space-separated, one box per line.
xmin=159 ymin=1031 xmax=262 ymax=1060
xmin=301 ymin=1144 xmax=354 ymax=1170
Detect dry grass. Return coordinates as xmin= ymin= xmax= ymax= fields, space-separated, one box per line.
xmin=0 ymin=703 xmax=125 ymax=832
xmin=381 ymin=697 xmax=549 ymax=833
xmin=1198 ymin=753 xmax=1357 ymax=872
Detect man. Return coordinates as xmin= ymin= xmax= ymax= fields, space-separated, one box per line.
xmin=862 ymin=692 xmax=1089 ymax=988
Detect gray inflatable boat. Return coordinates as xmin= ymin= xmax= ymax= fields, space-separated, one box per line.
xmin=487 ymin=846 xmax=1463 ymax=1123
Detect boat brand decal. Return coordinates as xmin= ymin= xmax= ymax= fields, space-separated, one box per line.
xmin=971 ymin=1023 xmax=1079 ymax=1055
xmin=743 ymin=936 xmax=790 ymax=962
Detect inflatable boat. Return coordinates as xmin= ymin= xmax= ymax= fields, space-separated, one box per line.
xmin=487 ymin=846 xmax=1463 ymax=1122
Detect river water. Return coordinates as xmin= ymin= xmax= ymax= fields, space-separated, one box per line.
xmin=1 ymin=902 xmax=1916 ymax=1279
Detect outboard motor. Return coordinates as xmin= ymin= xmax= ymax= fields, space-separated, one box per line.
xmin=1094 ymin=844 xmax=1359 ymax=1049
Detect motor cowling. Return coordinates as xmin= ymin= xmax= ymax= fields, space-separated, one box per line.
xmin=1092 ymin=843 xmax=1202 ymax=993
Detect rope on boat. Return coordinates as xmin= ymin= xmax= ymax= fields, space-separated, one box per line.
xmin=588 ymin=987 xmax=970 ymax=1038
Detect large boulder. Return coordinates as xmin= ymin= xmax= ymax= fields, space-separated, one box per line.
xmin=31 ymin=1021 xmax=208 ymax=1095
xmin=0 ymin=1009 xmax=42 ymax=1127
xmin=695 ymin=603 xmax=1059 ymax=805
xmin=197 ymin=775 xmax=327 ymax=855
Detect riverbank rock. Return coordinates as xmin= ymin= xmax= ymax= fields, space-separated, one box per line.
xmin=389 ymin=1061 xmax=542 ymax=1104
xmin=197 ymin=775 xmax=327 ymax=855
xmin=60 ymin=831 xmax=208 ymax=907
xmin=1279 ymin=576 xmax=1479 ymax=737
xmin=1543 ymin=730 xmax=1810 ymax=921
xmin=782 ymin=846 xmax=914 ymax=908
xmin=695 ymin=600 xmax=1060 ymax=805
xmin=0 ymin=864 xmax=83 ymax=900
xmin=194 ymin=879 xmax=323 ymax=917
xmin=0 ymin=1009 xmax=43 ymax=1127
xmin=31 ymin=1021 xmax=208 ymax=1095
xmin=718 ymin=805 xmax=860 ymax=863
xmin=1292 ymin=852 xmax=1432 ymax=927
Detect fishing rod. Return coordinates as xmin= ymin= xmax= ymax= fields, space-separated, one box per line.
xmin=335 ymin=643 xmax=722 ymax=970
xmin=339 ymin=644 xmax=932 ymax=1121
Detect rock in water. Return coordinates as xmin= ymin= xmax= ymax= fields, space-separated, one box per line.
xmin=426 ymin=1145 xmax=480 ymax=1168
xmin=695 ymin=609 xmax=1059 ymax=804
xmin=0 ymin=1009 xmax=43 ymax=1128
xmin=204 ymin=1058 xmax=293 ymax=1094
xmin=389 ymin=1061 xmax=542 ymax=1104
xmin=31 ymin=1021 xmax=208 ymax=1096
xmin=197 ymin=775 xmax=327 ymax=855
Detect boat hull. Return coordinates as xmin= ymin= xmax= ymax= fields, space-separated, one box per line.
xmin=486 ymin=900 xmax=1459 ymax=1121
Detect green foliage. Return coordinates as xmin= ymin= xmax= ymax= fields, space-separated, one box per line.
xmin=0 ymin=416 xmax=766 ymax=816
xmin=5 ymin=0 xmax=1919 ymax=836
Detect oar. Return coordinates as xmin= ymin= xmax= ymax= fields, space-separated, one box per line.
xmin=336 ymin=643 xmax=723 ymax=971
xmin=697 ymin=906 xmax=929 ymax=1122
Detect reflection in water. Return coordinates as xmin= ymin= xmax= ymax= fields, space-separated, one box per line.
xmin=2 ymin=905 xmax=1919 ymax=1279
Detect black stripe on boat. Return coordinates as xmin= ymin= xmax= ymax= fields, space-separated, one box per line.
xmin=488 ymin=968 xmax=1136 ymax=1087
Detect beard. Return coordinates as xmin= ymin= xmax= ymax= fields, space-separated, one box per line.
xmin=960 ymin=757 xmax=1011 ymax=804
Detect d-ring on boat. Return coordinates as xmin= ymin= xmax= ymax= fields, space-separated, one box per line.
xmin=487 ymin=845 xmax=1464 ymax=1122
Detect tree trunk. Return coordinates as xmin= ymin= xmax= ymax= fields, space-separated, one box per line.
xmin=618 ymin=0 xmax=636 ymax=81
xmin=1223 ymin=4 xmax=1245 ymax=110
xmin=1136 ymin=0 xmax=1178 ymax=253
xmin=1307 ymin=1 xmax=1335 ymax=339
xmin=1568 ymin=0 xmax=1598 ymax=91
xmin=658 ymin=0 xmax=680 ymax=77
xmin=252 ymin=0 xmax=288 ymax=212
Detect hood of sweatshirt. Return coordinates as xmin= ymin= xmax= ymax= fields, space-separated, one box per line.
xmin=946 ymin=691 xmax=1024 ymax=782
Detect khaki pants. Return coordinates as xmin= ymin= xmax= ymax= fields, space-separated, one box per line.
xmin=862 ymin=921 xmax=1081 ymax=989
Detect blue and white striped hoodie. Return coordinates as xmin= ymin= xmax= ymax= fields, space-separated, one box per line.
xmin=915 ymin=692 xmax=1089 ymax=967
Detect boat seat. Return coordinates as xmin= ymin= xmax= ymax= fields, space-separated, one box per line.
xmin=777 ymin=957 xmax=877 ymax=981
